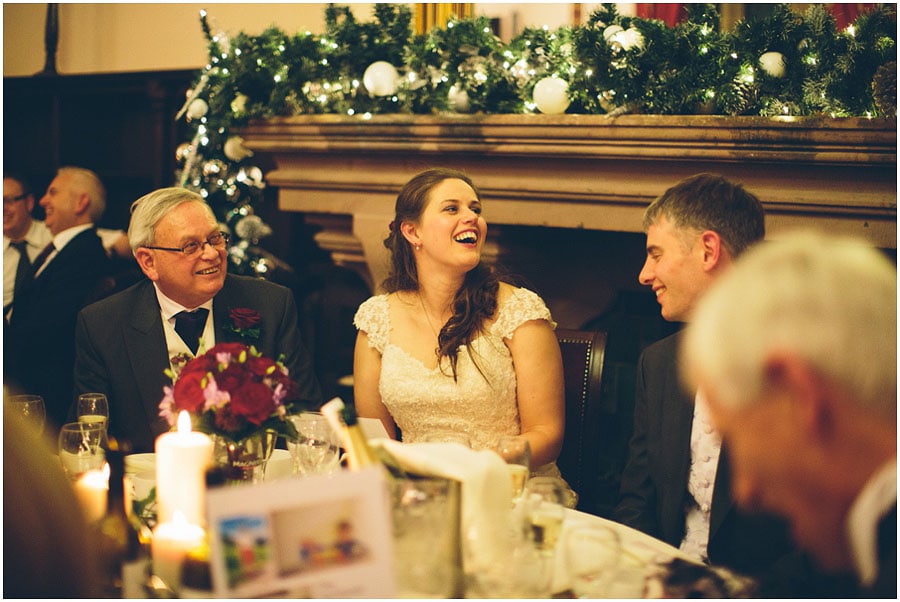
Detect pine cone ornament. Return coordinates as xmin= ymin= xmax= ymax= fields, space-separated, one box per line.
xmin=721 ymin=78 xmax=758 ymax=116
xmin=872 ymin=62 xmax=896 ymax=117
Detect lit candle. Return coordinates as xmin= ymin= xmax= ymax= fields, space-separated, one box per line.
xmin=73 ymin=463 xmax=109 ymax=522
xmin=151 ymin=510 xmax=206 ymax=592
xmin=155 ymin=411 xmax=213 ymax=526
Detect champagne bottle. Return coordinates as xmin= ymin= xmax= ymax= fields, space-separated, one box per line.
xmin=340 ymin=405 xmax=379 ymax=471
xmin=96 ymin=438 xmax=151 ymax=598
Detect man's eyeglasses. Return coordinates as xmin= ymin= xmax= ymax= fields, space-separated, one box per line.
xmin=3 ymin=194 xmax=28 ymax=205
xmin=144 ymin=231 xmax=230 ymax=257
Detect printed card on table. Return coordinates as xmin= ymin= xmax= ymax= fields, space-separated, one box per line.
xmin=206 ymin=466 xmax=395 ymax=598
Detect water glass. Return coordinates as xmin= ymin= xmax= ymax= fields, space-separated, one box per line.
xmin=7 ymin=394 xmax=46 ymax=435
xmin=391 ymin=477 xmax=463 ymax=598
xmin=494 ymin=435 xmax=531 ymax=501
xmin=287 ymin=412 xmax=341 ymax=476
xmin=76 ymin=392 xmax=109 ymax=433
xmin=58 ymin=421 xmax=106 ymax=480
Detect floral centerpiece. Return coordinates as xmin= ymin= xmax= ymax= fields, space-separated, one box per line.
xmin=160 ymin=342 xmax=301 ymax=482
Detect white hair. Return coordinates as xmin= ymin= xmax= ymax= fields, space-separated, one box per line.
xmin=682 ymin=230 xmax=897 ymax=420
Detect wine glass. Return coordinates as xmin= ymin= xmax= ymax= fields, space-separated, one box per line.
xmin=495 ymin=435 xmax=531 ymax=502
xmin=58 ymin=421 xmax=106 ymax=481
xmin=523 ymin=476 xmax=567 ymax=553
xmin=287 ymin=412 xmax=341 ymax=476
xmin=76 ymin=392 xmax=109 ymax=433
xmin=7 ymin=394 xmax=46 ymax=435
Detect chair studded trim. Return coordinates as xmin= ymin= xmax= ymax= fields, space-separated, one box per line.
xmin=555 ymin=329 xmax=608 ymax=514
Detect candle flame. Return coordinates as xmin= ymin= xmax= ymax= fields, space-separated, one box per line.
xmin=177 ymin=410 xmax=192 ymax=434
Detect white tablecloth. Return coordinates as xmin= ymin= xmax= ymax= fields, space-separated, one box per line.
xmin=552 ymin=508 xmax=689 ymax=596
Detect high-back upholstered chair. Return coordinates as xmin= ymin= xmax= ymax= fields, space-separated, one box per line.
xmin=555 ymin=329 xmax=608 ymax=516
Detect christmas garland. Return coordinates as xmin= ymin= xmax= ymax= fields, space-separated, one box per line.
xmin=175 ymin=3 xmax=896 ymax=275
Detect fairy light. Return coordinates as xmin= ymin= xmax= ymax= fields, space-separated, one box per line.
xmin=846 ymin=25 xmax=856 ymax=37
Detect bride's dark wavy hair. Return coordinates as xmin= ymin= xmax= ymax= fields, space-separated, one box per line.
xmin=382 ymin=167 xmax=499 ymax=380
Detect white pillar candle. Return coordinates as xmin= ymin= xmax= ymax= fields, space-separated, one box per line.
xmin=155 ymin=411 xmax=213 ymax=526
xmin=73 ymin=464 xmax=109 ymax=522
xmin=151 ymin=511 xmax=206 ymax=592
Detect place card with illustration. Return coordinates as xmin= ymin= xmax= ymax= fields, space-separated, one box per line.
xmin=206 ymin=466 xmax=395 ymax=598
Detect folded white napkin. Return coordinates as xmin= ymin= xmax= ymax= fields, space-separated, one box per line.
xmin=371 ymin=439 xmax=513 ymax=574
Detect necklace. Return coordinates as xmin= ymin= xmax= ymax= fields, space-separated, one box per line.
xmin=418 ymin=292 xmax=444 ymax=341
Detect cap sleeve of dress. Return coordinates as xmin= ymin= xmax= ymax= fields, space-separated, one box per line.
xmin=353 ymin=294 xmax=390 ymax=353
xmin=492 ymin=287 xmax=556 ymax=340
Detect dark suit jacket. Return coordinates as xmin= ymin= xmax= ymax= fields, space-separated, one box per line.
xmin=73 ymin=274 xmax=323 ymax=452
xmin=5 ymin=228 xmax=112 ymax=430
xmin=613 ymin=332 xmax=796 ymax=577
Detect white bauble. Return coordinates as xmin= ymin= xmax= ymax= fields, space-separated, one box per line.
xmin=363 ymin=61 xmax=400 ymax=96
xmin=758 ymin=51 xmax=786 ymax=78
xmin=448 ymin=84 xmax=471 ymax=113
xmin=616 ymin=27 xmax=645 ymax=51
xmin=186 ymin=98 xmax=209 ymax=120
xmin=603 ymin=25 xmax=624 ymax=41
xmin=533 ymin=77 xmax=570 ymax=115
xmin=223 ymin=136 xmax=253 ymax=162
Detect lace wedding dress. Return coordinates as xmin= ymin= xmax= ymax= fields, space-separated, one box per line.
xmin=354 ymin=286 xmax=568 ymax=482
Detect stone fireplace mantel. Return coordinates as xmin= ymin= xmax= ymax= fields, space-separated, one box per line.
xmin=241 ymin=114 xmax=896 ymax=304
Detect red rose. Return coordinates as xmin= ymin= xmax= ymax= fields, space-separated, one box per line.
xmin=230 ymin=381 xmax=276 ymax=425
xmin=215 ymin=362 xmax=249 ymax=393
xmin=207 ymin=342 xmax=248 ymax=358
xmin=172 ymin=369 xmax=208 ymax=413
xmin=246 ymin=355 xmax=277 ymax=377
xmin=229 ymin=308 xmax=261 ymax=329
xmin=212 ymin=404 xmax=243 ymax=433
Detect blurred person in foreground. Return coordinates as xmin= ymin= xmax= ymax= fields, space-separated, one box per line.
xmin=73 ymin=187 xmax=322 ymax=452
xmin=681 ymin=231 xmax=896 ymax=598
xmin=5 ymin=167 xmax=113 ymax=431
xmin=3 ymin=399 xmax=99 ymax=597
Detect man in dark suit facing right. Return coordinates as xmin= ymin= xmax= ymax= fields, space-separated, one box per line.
xmin=73 ymin=187 xmax=322 ymax=452
xmin=613 ymin=174 xmax=810 ymax=589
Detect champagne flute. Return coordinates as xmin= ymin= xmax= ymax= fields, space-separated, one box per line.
xmin=58 ymin=421 xmax=106 ymax=481
xmin=77 ymin=393 xmax=109 ymax=442
xmin=495 ymin=435 xmax=531 ymax=502
xmin=523 ymin=476 xmax=567 ymax=552
xmin=7 ymin=394 xmax=46 ymax=435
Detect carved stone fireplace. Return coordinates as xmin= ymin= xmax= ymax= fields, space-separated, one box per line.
xmin=241 ymin=114 xmax=896 ymax=330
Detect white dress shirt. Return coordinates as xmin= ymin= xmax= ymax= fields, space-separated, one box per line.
xmin=3 ymin=219 xmax=52 ymax=307
xmin=847 ymin=458 xmax=897 ymax=587
xmin=680 ymin=389 xmax=722 ymax=562
xmin=153 ymin=284 xmax=215 ymax=366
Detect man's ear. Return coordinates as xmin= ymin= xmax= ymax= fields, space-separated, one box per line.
xmin=74 ymin=192 xmax=92 ymax=216
xmin=763 ymin=353 xmax=832 ymax=439
xmin=133 ymin=248 xmax=159 ymax=282
xmin=698 ymin=230 xmax=723 ymax=272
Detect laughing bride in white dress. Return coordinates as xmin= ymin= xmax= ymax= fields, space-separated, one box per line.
xmin=353 ymin=168 xmax=573 ymax=496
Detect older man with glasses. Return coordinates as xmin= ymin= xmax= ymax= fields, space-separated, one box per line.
xmin=73 ymin=187 xmax=323 ymax=452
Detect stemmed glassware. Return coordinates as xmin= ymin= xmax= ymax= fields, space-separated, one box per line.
xmin=7 ymin=394 xmax=46 ymax=435
xmin=495 ymin=435 xmax=531 ymax=502
xmin=58 ymin=421 xmax=106 ymax=481
xmin=287 ymin=412 xmax=341 ymax=476
xmin=523 ymin=476 xmax=567 ymax=553
xmin=76 ymin=392 xmax=109 ymax=432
